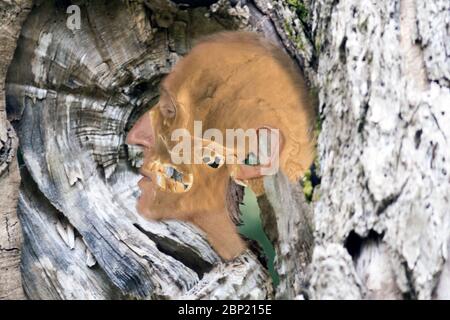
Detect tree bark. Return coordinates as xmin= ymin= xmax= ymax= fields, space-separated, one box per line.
xmin=1 ymin=0 xmax=448 ymax=300
xmin=0 ymin=0 xmax=32 ymax=300
xmin=309 ymin=0 xmax=450 ymax=299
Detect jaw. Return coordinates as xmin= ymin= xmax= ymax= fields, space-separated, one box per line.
xmin=190 ymin=209 xmax=246 ymax=261
xmin=137 ymin=183 xmax=246 ymax=260
xmin=136 ymin=153 xmax=245 ymax=259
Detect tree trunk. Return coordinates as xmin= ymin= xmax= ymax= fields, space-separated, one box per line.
xmin=0 ymin=0 xmax=32 ymax=300
xmin=309 ymin=0 xmax=450 ymax=299
xmin=1 ymin=0 xmax=448 ymax=300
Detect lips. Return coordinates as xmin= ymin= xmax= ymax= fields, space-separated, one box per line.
xmin=138 ymin=175 xmax=151 ymax=187
xmin=140 ymin=160 xmax=193 ymax=193
xmin=137 ymin=174 xmax=153 ymax=196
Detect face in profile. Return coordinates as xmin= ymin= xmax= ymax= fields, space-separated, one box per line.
xmin=126 ymin=32 xmax=315 ymax=260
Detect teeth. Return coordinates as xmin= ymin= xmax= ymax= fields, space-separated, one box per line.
xmin=173 ymin=170 xmax=183 ymax=182
xmin=174 ymin=181 xmax=185 ymax=193
xmin=147 ymin=161 xmax=164 ymax=173
xmin=165 ymin=166 xmax=174 ymax=178
xmin=166 ymin=179 xmax=173 ymax=191
xmin=145 ymin=162 xmax=155 ymax=172
xmin=166 ymin=180 xmax=183 ymax=193
xmin=167 ymin=180 xmax=176 ymax=192
xmin=148 ymin=161 xmax=193 ymax=193
xmin=156 ymin=173 xmax=166 ymax=190
xmin=183 ymin=173 xmax=193 ymax=184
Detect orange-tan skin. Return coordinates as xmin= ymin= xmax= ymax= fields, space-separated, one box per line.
xmin=126 ymin=32 xmax=315 ymax=260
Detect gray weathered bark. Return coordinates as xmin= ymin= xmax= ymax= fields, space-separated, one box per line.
xmin=0 ymin=0 xmax=32 ymax=300
xmin=309 ymin=0 xmax=450 ymax=299
xmin=1 ymin=0 xmax=448 ymax=300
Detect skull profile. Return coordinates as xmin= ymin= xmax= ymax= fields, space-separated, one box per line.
xmin=127 ymin=32 xmax=315 ymax=260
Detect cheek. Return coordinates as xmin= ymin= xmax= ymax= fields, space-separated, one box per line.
xmin=136 ymin=176 xmax=165 ymax=219
xmin=136 ymin=197 xmax=150 ymax=217
xmin=188 ymin=169 xmax=229 ymax=210
xmin=136 ymin=165 xmax=230 ymax=221
xmin=136 ymin=196 xmax=156 ymax=220
xmin=139 ymin=186 xmax=192 ymax=220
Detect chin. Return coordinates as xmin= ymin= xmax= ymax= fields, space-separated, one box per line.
xmin=136 ymin=196 xmax=160 ymax=220
xmin=136 ymin=196 xmax=149 ymax=216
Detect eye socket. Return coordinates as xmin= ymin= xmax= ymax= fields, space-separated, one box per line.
xmin=158 ymin=88 xmax=177 ymax=119
xmin=243 ymin=152 xmax=260 ymax=166
xmin=203 ymin=155 xmax=224 ymax=169
xmin=159 ymin=102 xmax=176 ymax=119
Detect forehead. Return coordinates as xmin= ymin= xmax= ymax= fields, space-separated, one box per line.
xmin=157 ymin=33 xmax=314 ymax=131
xmin=160 ymin=38 xmax=271 ymax=93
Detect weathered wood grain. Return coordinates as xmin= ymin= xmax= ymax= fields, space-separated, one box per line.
xmin=6 ymin=0 xmax=300 ymax=299
xmin=0 ymin=0 xmax=33 ymax=300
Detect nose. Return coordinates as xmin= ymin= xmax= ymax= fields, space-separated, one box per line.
xmin=126 ymin=111 xmax=155 ymax=148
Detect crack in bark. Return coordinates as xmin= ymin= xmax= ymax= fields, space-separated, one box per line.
xmin=133 ymin=223 xmax=214 ymax=278
xmin=375 ymin=178 xmax=408 ymax=215
xmin=0 ymin=246 xmax=20 ymax=252
xmin=402 ymin=261 xmax=418 ymax=300
xmin=249 ymin=0 xmax=316 ymax=82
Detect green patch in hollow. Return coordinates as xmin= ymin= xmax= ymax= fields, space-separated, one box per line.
xmin=301 ymin=169 xmax=314 ymax=201
xmin=284 ymin=20 xmax=305 ymax=50
xmin=301 ymin=112 xmax=322 ymax=202
xmin=238 ymin=188 xmax=280 ymax=287
xmin=286 ymin=0 xmax=308 ymax=22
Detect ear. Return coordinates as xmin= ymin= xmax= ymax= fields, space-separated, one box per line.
xmin=234 ymin=127 xmax=283 ymax=180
